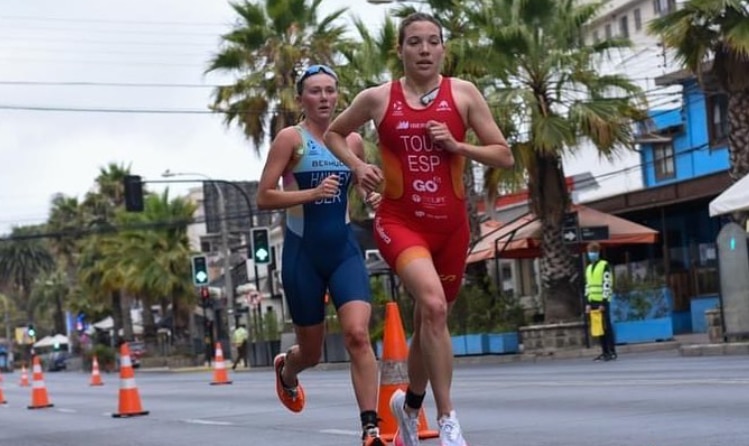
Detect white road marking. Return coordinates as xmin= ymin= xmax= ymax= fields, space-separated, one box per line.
xmin=319 ymin=429 xmax=359 ymax=436
xmin=182 ymin=418 xmax=234 ymax=426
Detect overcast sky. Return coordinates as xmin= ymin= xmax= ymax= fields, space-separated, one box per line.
xmin=0 ymin=0 xmax=394 ymax=236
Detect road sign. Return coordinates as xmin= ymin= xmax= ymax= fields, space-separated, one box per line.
xmin=562 ymin=211 xmax=580 ymax=245
xmin=580 ymin=226 xmax=610 ymax=242
xmin=562 ymin=228 xmax=579 ymax=243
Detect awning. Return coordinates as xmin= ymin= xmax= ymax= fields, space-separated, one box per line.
xmin=709 ymin=173 xmax=749 ymax=217
xmin=467 ymin=204 xmax=659 ymax=263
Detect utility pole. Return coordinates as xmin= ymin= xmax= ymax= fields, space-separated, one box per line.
xmin=216 ymin=186 xmax=235 ymax=334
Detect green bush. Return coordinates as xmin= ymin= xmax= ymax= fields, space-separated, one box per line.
xmin=84 ymin=344 xmax=116 ymax=371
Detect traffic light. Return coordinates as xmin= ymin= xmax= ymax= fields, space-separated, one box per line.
xmin=27 ymin=323 xmax=36 ymax=339
xmin=191 ymin=255 xmax=209 ymax=286
xmin=199 ymin=287 xmax=211 ymax=308
xmin=251 ymin=227 xmax=270 ymax=264
xmin=123 ymin=175 xmax=144 ymax=212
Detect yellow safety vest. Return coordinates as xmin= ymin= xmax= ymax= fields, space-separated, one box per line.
xmin=586 ymin=260 xmax=610 ymax=303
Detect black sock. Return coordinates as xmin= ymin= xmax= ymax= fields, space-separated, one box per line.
xmin=360 ymin=410 xmax=379 ymax=430
xmin=405 ymin=388 xmax=426 ymax=411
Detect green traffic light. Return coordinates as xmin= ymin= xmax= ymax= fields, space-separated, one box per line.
xmin=252 ymin=228 xmax=270 ymax=264
xmin=191 ymin=255 xmax=210 ymax=286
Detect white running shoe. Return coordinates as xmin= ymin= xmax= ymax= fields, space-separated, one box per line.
xmin=438 ymin=411 xmax=468 ymax=446
xmin=389 ymin=389 xmax=420 ymax=446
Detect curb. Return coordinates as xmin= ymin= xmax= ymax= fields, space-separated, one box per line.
xmin=138 ymin=340 xmax=691 ymax=373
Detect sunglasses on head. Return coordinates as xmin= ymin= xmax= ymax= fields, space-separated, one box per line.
xmin=296 ymin=64 xmax=337 ymax=93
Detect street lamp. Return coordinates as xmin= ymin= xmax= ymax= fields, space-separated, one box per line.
xmin=161 ymin=170 xmax=235 ymax=335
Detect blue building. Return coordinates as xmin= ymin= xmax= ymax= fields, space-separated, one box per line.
xmin=586 ymin=68 xmax=732 ymax=334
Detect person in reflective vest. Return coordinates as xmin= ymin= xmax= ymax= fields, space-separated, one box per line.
xmin=584 ymin=242 xmax=617 ymax=361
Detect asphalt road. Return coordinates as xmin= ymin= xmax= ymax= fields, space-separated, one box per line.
xmin=1 ymin=351 xmax=747 ymax=446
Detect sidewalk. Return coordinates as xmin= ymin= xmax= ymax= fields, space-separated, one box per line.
xmin=140 ymin=332 xmax=747 ymax=373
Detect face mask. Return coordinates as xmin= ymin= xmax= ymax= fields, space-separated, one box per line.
xmin=587 ymin=252 xmax=599 ymax=262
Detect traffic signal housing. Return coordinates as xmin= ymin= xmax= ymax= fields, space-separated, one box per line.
xmin=251 ymin=227 xmax=270 ymax=265
xmin=191 ymin=255 xmax=210 ymax=286
xmin=199 ymin=287 xmax=211 ymax=308
xmin=123 ymin=175 xmax=144 ymax=212
xmin=27 ymin=323 xmax=36 ymax=339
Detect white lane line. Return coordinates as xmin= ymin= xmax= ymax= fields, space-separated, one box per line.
xmin=56 ymin=408 xmax=77 ymax=413
xmin=319 ymin=429 xmax=359 ymax=436
xmin=183 ymin=418 xmax=234 ymax=426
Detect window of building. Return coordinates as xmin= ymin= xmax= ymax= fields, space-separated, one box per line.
xmin=653 ymin=143 xmax=676 ymax=181
xmin=592 ymin=29 xmax=600 ymax=43
xmin=706 ymin=93 xmax=729 ymax=147
xmin=653 ymin=0 xmax=676 ymax=16
xmin=634 ymin=8 xmax=642 ymax=31
xmin=605 ymin=23 xmax=612 ymax=39
xmin=619 ymin=15 xmax=629 ymax=38
xmin=200 ymin=240 xmax=212 ymax=253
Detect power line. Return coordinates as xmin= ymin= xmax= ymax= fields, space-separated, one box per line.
xmin=0 ymin=80 xmax=223 ymax=88
xmin=0 ymin=105 xmax=215 ymax=114
xmin=0 ymin=15 xmax=228 ymax=27
xmin=0 ymin=25 xmax=222 ymax=37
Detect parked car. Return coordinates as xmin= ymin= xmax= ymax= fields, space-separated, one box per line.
xmin=129 ymin=341 xmax=145 ymax=368
xmin=47 ymin=351 xmax=69 ymax=372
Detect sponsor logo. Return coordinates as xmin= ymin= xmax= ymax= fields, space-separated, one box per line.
xmin=411 ymin=194 xmax=422 ymax=203
xmin=412 ymin=179 xmax=439 ymax=193
xmin=392 ymin=100 xmax=405 ymax=116
xmin=396 ymin=121 xmax=410 ymax=130
xmin=414 ymin=210 xmax=425 ymax=218
xmin=374 ymin=217 xmax=392 ymax=244
xmin=436 ymin=100 xmax=451 ymax=112
xmin=439 ymin=274 xmax=457 ymax=283
xmin=311 ymin=160 xmax=346 ymax=168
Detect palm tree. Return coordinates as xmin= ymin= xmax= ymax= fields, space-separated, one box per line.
xmin=649 ymin=0 xmax=749 ymax=224
xmin=30 ymin=268 xmax=69 ymax=335
xmin=116 ymin=190 xmax=197 ymax=343
xmin=77 ymin=163 xmax=135 ymax=342
xmin=206 ymin=0 xmax=351 ymax=155
xmin=480 ymin=0 xmax=648 ymax=320
xmin=0 ymin=225 xmax=55 ymax=323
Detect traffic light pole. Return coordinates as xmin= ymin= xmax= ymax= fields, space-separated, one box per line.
xmin=145 ymin=178 xmax=260 ymax=341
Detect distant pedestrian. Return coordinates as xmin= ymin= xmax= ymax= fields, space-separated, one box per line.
xmin=584 ymin=242 xmax=617 ymax=361
xmin=231 ymin=324 xmax=248 ymax=370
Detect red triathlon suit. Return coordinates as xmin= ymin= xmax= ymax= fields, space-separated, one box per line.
xmin=374 ymin=77 xmax=469 ymax=302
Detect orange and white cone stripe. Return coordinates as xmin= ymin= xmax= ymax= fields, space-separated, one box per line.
xmin=0 ymin=371 xmax=7 ymax=404
xmin=112 ymin=343 xmax=148 ymax=418
xmin=19 ymin=365 xmax=29 ymax=387
xmin=90 ymin=356 xmax=104 ymax=386
xmin=28 ymin=356 xmax=54 ymax=409
xmin=210 ymin=342 xmax=232 ymax=385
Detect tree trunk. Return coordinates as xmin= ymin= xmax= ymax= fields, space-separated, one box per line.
xmin=727 ymin=90 xmax=749 ymax=227
xmin=528 ymin=152 xmax=579 ymax=321
xmin=140 ymin=297 xmax=157 ymax=344
xmin=120 ymin=291 xmax=134 ymax=341
xmin=463 ymin=161 xmax=490 ymax=290
xmin=54 ymin=295 xmax=65 ymax=335
xmin=111 ymin=291 xmax=123 ymax=345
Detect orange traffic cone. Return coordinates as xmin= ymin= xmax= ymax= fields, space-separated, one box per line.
xmin=27 ymin=355 xmax=54 ymax=409
xmin=90 ymin=355 xmax=104 ymax=386
xmin=19 ymin=364 xmax=30 ymax=387
xmin=377 ymin=302 xmax=438 ymax=442
xmin=112 ymin=343 xmax=148 ymax=418
xmin=0 ymin=371 xmax=7 ymax=404
xmin=210 ymin=342 xmax=232 ymax=385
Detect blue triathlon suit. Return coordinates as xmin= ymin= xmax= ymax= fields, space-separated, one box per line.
xmin=281 ymin=126 xmax=371 ymax=327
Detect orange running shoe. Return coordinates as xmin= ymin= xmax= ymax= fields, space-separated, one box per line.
xmin=274 ymin=352 xmax=305 ymax=413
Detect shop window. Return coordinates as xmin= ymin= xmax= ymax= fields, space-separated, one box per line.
xmin=706 ymin=93 xmax=729 ymax=147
